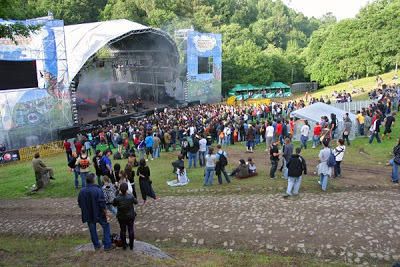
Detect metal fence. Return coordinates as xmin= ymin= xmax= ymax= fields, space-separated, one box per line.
xmin=330 ymin=100 xmax=375 ymax=113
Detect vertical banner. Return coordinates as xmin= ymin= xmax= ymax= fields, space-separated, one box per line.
xmin=0 ymin=18 xmax=72 ymax=150
xmin=187 ymin=31 xmax=222 ymax=103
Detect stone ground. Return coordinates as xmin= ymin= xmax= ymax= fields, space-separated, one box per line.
xmin=1 ymin=189 xmax=400 ymax=265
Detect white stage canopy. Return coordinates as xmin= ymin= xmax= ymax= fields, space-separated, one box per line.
xmin=63 ymin=19 xmax=151 ymax=84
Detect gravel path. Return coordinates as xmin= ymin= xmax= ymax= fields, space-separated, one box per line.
xmin=1 ymin=190 xmax=399 ymax=264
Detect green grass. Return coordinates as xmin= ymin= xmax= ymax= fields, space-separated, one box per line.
xmin=308 ymin=70 xmax=397 ymax=101
xmin=0 ymin=235 xmax=349 ymax=267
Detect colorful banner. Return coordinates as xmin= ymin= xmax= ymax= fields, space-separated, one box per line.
xmin=0 ymin=18 xmax=72 ymax=149
xmin=187 ymin=31 xmax=222 ymax=103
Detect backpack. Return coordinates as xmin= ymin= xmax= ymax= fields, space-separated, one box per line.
xmin=99 ymin=156 xmax=108 ymax=174
xmin=79 ymin=155 xmax=90 ymax=169
xmin=327 ymin=149 xmax=336 ymax=167
xmin=218 ymin=152 xmax=228 ymax=166
xmin=187 ymin=137 xmax=194 ymax=148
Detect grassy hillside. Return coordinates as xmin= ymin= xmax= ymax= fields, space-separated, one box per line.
xmin=305 ymin=70 xmax=397 ymax=101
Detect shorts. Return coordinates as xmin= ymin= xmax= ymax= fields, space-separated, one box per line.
xmin=146 ymin=147 xmax=153 ymax=155
xmin=384 ymin=127 xmax=392 ymax=134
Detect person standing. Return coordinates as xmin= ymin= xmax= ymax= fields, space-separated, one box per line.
xmin=204 ymin=147 xmax=217 ymax=186
xmin=269 ymin=140 xmax=280 ymax=179
xmin=246 ymin=125 xmax=255 ymax=152
xmin=317 ymin=140 xmax=332 ymax=191
xmin=356 ymin=111 xmax=365 ymax=136
xmin=333 ymin=139 xmax=346 ymax=178
xmin=100 ymin=150 xmax=115 ymax=184
xmin=144 ymin=133 xmax=154 ymax=161
xmin=281 ymin=137 xmax=293 ymax=179
xmin=63 ymin=139 xmax=72 ymax=162
xmin=369 ymin=114 xmax=382 ymax=144
xmin=136 ymin=159 xmax=157 ymax=204
xmin=112 ymin=182 xmax=138 ymax=250
xmin=74 ymin=139 xmax=83 ymax=156
xmin=382 ymin=112 xmax=396 ymax=140
xmin=198 ymin=135 xmax=207 ymax=167
xmin=342 ymin=113 xmax=352 ymax=146
xmin=102 ymin=176 xmax=117 ymax=216
xmin=300 ymin=120 xmax=310 ymax=149
xmin=216 ymin=144 xmax=230 ymax=184
xmin=78 ymin=173 xmax=113 ymax=251
xmin=389 ymin=138 xmax=400 ymax=184
xmin=265 ymin=121 xmax=274 ymax=151
xmin=92 ymin=150 xmax=103 ymax=186
xmin=187 ymin=134 xmax=199 ymax=169
xmin=76 ymin=150 xmax=91 ymax=188
xmin=330 ymin=113 xmax=338 ymax=139
xmin=152 ymin=133 xmax=161 ymax=159
xmin=283 ymin=147 xmax=307 ymax=198
xmin=32 ymin=152 xmax=55 ymax=191
xmin=312 ymin=122 xmax=322 ymax=148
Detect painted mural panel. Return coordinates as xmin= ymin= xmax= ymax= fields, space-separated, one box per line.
xmin=187 ymin=32 xmax=222 ymax=103
xmin=0 ymin=18 xmax=72 ymax=149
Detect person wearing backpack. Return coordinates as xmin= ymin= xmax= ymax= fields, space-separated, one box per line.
xmin=388 ymin=138 xmax=400 ymax=184
xmin=317 ymin=140 xmax=333 ymax=191
xmin=333 ymin=139 xmax=346 ymax=178
xmin=68 ymin=152 xmax=81 ymax=189
xmin=76 ymin=150 xmax=91 ymax=188
xmin=187 ymin=134 xmax=199 ymax=169
xmin=92 ymin=150 xmax=103 ymax=186
xmin=215 ymin=144 xmax=230 ymax=184
xmin=283 ymin=147 xmax=307 ymax=198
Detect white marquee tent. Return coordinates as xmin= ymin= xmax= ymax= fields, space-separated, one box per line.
xmin=291 ymin=102 xmax=357 ymax=140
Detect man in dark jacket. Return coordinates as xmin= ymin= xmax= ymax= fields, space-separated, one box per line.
xmin=78 ymin=173 xmax=113 ymax=251
xmin=284 ymin=147 xmax=307 ymax=198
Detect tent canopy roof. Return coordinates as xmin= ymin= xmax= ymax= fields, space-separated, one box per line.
xmin=229 ymin=82 xmax=291 ymax=93
xmin=64 ymin=19 xmax=176 ymax=84
xmin=290 ymin=102 xmax=356 ymax=122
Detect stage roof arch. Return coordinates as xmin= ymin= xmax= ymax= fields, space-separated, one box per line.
xmin=63 ymin=19 xmax=178 ymax=84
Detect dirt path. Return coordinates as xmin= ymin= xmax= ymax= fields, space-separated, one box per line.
xmin=1 ymin=190 xmax=400 ymax=264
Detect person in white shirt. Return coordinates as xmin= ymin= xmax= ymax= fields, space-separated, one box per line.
xmin=204 ymin=147 xmax=217 ymax=186
xmin=333 ymin=139 xmax=346 ymax=178
xmin=300 ymin=120 xmax=310 ymax=149
xmin=265 ymin=121 xmax=274 ymax=151
xmin=198 ymin=135 xmax=207 ymax=167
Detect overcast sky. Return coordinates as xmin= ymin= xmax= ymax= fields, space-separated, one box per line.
xmin=283 ymin=0 xmax=372 ymax=20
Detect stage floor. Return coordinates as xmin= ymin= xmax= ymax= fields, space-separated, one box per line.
xmin=77 ymin=101 xmax=164 ymax=124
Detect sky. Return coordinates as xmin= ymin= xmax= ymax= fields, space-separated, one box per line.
xmin=283 ymin=0 xmax=371 ymax=20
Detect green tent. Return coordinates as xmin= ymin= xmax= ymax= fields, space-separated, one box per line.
xmin=268 ymin=82 xmax=290 ymax=89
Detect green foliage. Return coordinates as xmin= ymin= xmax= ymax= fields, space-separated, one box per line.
xmin=306 ymin=0 xmax=400 ymax=86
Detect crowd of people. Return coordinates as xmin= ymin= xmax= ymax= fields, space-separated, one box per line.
xmin=29 ymin=79 xmax=400 ymax=251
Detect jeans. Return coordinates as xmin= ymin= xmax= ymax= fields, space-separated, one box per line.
xmin=118 ymin=218 xmax=135 ymax=249
xmin=286 ymin=176 xmax=302 ymax=195
xmin=331 ymin=129 xmax=336 ymax=140
xmin=300 ymin=135 xmax=308 ymax=149
xmin=138 ymin=148 xmax=145 ymax=160
xmin=282 ymin=158 xmax=288 ymax=179
xmin=334 ymin=161 xmax=342 ymax=177
xmin=359 ymin=124 xmax=364 ymax=136
xmin=224 ymin=135 xmax=230 ymax=145
xmin=87 ymin=218 xmax=112 ymax=250
xmin=204 ymin=167 xmax=215 ymax=185
xmin=320 ymin=174 xmax=329 ymax=191
xmin=74 ymin=170 xmax=81 ymax=189
xmin=343 ymin=133 xmax=350 ymax=145
xmin=153 ymin=147 xmax=160 ymax=158
xmin=199 ymin=151 xmax=206 ymax=167
xmin=389 ymin=159 xmax=399 ymax=182
xmin=106 ymin=204 xmax=117 ymax=216
xmin=217 ymin=166 xmax=231 ymax=184
xmin=270 ymin=159 xmax=278 ymax=178
xmin=312 ymin=135 xmax=320 ymax=147
xmin=369 ymin=132 xmax=381 ymax=143
xmin=188 ymin=152 xmax=198 ymax=168
xmin=79 ymin=172 xmax=88 ymax=188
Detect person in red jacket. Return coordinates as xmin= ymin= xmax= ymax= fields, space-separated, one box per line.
xmin=312 ymin=122 xmax=322 ymax=148
xmin=64 ymin=139 xmax=72 ymax=162
xmin=74 ymin=139 xmax=83 ymax=156
xmin=276 ymin=121 xmax=283 ymax=144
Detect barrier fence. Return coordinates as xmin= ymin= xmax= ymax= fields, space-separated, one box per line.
xmin=330 ymin=100 xmax=375 ymax=113
xmin=18 ymin=140 xmax=65 ymax=161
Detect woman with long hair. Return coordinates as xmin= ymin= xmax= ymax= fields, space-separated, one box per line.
xmin=136 ymin=158 xmax=157 ymax=204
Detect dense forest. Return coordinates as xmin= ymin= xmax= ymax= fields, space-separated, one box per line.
xmin=1 ymin=0 xmax=400 ymax=91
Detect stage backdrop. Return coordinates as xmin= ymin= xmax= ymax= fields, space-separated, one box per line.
xmin=187 ymin=31 xmax=222 ymax=104
xmin=0 ymin=17 xmax=72 ymax=150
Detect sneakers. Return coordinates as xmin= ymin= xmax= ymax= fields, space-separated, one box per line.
xmin=318 ymin=181 xmax=321 ymax=185
xmin=283 ymin=194 xmax=290 ymax=198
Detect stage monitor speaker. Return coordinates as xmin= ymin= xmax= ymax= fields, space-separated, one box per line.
xmin=188 ymin=101 xmax=201 ymax=107
xmin=57 ymin=126 xmax=81 ymax=140
xmin=109 ymin=98 xmax=117 ymax=107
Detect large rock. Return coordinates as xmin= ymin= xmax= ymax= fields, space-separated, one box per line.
xmin=75 ymin=240 xmax=172 ymax=259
